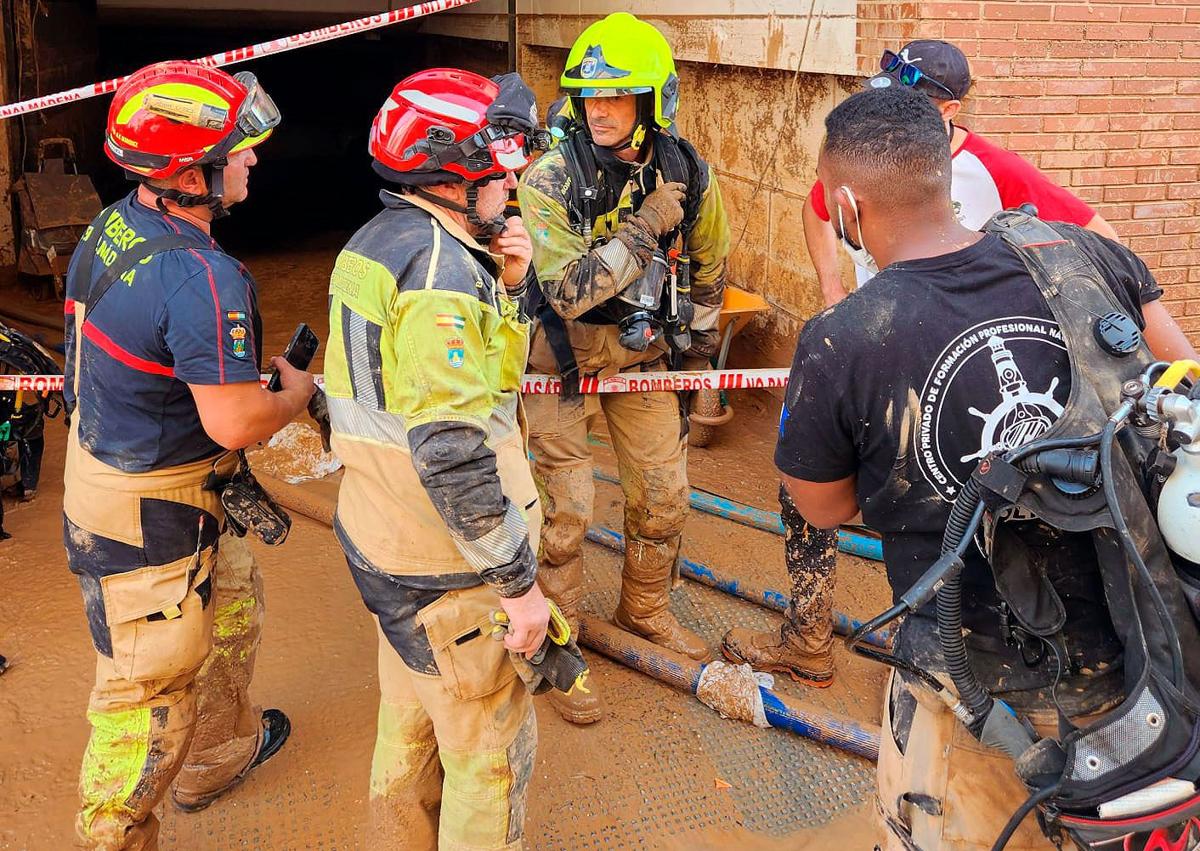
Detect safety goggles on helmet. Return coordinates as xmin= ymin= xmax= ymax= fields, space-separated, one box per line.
xmin=879 ymin=50 xmax=958 ymax=100
xmin=203 ymin=72 xmax=280 ymax=162
xmin=404 ymin=124 xmax=543 ymax=176
xmin=400 ymin=73 xmax=548 ymax=178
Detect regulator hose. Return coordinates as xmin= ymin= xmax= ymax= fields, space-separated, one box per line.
xmin=936 ymin=475 xmax=993 ymax=726
xmin=935 ymin=432 xmax=1108 ymax=730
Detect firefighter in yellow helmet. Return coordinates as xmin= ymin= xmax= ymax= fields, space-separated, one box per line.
xmin=518 ymin=13 xmax=731 ymax=725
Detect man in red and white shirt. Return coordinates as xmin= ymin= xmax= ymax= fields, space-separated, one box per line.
xmin=722 ymin=40 xmax=1121 ymax=690
xmin=806 ymin=40 xmax=1118 ymax=303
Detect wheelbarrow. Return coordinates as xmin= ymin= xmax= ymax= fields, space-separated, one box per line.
xmin=689 ymin=285 xmax=770 ymax=448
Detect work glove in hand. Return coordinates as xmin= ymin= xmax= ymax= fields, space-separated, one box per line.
xmin=632 ymin=181 xmax=686 ymax=237
xmin=307 ymin=388 xmax=332 ymax=453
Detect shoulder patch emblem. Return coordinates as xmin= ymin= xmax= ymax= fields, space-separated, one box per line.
xmin=446 ymin=336 xmax=465 ymax=369
xmin=229 ymin=323 xmax=248 ymax=359
xmin=226 ymin=310 xmax=247 ymax=321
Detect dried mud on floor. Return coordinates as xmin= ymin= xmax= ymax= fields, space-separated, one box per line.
xmin=0 ymin=255 xmax=890 ymax=849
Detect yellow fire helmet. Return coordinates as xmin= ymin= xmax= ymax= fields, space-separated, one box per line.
xmin=560 ymin=13 xmax=679 ymax=148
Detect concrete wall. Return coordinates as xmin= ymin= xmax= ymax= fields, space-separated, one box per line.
xmin=428 ymin=0 xmax=858 ymax=75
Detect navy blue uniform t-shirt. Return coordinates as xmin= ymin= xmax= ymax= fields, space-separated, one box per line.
xmin=64 ymin=192 xmax=262 ymax=472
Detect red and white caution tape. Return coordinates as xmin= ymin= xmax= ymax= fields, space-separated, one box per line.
xmin=0 ymin=368 xmax=791 ymax=395
xmin=0 ymin=0 xmax=480 ymax=121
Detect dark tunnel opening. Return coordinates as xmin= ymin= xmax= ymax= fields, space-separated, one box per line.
xmin=90 ymin=15 xmax=507 ymax=253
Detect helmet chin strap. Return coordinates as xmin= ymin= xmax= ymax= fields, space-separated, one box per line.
xmin=412 ymin=182 xmax=506 ymax=238
xmin=141 ymin=162 xmax=231 ymax=220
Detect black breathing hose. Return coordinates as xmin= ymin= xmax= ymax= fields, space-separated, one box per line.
xmin=935 ymin=432 xmax=1108 ymax=729
xmin=990 ymin=783 xmax=1062 ymax=851
xmin=1098 ymin=421 xmax=1186 ymax=687
xmin=935 ymin=475 xmax=993 ymax=726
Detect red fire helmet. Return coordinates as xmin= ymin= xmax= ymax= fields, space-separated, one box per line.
xmin=369 ymin=68 xmax=537 ymax=184
xmin=105 ymin=60 xmax=279 ymax=180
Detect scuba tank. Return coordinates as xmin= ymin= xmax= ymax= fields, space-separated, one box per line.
xmin=1146 ymin=360 xmax=1200 ymax=563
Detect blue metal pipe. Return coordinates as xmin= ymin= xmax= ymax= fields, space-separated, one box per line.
xmin=584 ymin=526 xmax=893 ymax=649
xmin=591 ymin=468 xmax=883 ymax=562
xmin=578 ymin=616 xmax=880 ymax=761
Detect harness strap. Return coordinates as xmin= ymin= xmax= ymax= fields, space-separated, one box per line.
xmin=84 ymin=235 xmax=199 ymax=315
xmin=68 ymin=213 xmax=206 ymax=380
xmin=984 ymin=210 xmax=1096 ymax=303
xmin=538 ymin=303 xmax=581 ymax=399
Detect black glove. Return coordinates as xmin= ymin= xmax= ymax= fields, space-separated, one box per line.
xmin=307 ymin=388 xmax=332 ymax=453
xmin=488 ymin=73 xmax=539 ymax=137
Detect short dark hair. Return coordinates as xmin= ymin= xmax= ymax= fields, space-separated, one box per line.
xmin=821 ymin=86 xmax=951 ymax=205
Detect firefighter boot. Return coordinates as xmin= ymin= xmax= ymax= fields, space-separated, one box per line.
xmin=537 ymin=556 xmax=604 ymax=725
xmin=613 ymin=537 xmax=712 ymax=662
xmin=721 ymin=617 xmax=835 ymax=688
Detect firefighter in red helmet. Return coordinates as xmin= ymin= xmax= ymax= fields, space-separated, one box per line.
xmin=323 ymin=68 xmax=550 ymax=849
xmin=63 ymin=60 xmax=313 ymax=849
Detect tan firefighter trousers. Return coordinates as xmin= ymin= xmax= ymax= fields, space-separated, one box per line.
xmin=66 ymin=435 xmax=264 ymax=850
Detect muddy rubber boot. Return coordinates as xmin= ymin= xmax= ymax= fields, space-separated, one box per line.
xmin=721 ymin=620 xmax=835 ymax=688
xmin=173 ymin=709 xmax=291 ymax=813
xmin=612 ymin=538 xmax=712 ymax=663
xmin=537 ymin=559 xmax=604 ymax=725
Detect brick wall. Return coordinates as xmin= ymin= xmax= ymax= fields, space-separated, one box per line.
xmin=858 ymin=0 xmax=1200 ymax=340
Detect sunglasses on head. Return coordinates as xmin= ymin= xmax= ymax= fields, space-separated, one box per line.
xmin=879 ymin=51 xmax=958 ymax=100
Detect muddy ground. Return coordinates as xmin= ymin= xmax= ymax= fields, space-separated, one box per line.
xmin=0 ymin=244 xmax=889 ymax=850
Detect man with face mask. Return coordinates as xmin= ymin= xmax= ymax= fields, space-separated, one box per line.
xmin=777 ymin=85 xmax=1196 ymax=850
xmin=323 ymin=69 xmax=550 ymax=849
xmin=724 ymin=39 xmax=1121 ymax=690
xmin=809 ymin=39 xmax=1117 ymax=302
xmin=518 ymin=12 xmax=731 ymax=726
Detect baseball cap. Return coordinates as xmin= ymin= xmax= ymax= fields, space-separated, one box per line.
xmin=867 ymin=40 xmax=972 ymax=101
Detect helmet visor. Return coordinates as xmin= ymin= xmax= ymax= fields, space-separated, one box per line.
xmin=573 ymin=86 xmax=652 ymax=99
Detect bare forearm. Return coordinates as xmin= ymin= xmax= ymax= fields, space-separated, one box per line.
xmin=1084 ymin=213 xmax=1120 ymax=243
xmin=1143 ymin=299 xmax=1198 ymax=363
xmin=235 ymin=389 xmax=310 ymax=447
xmin=191 ymin=382 xmax=310 ymax=450
xmin=802 ymin=200 xmax=848 ymax=307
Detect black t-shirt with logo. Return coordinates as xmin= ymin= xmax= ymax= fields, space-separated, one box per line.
xmin=775 ymin=224 xmax=1161 ymax=702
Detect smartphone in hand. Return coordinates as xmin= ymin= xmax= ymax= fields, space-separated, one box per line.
xmin=267 ymin=323 xmax=319 ymax=393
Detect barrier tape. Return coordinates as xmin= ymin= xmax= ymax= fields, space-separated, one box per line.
xmin=0 ymin=367 xmax=792 ymax=395
xmin=0 ymin=0 xmax=479 ymax=120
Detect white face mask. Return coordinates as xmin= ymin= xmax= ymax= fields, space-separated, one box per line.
xmin=836 ymin=185 xmax=879 ymax=275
